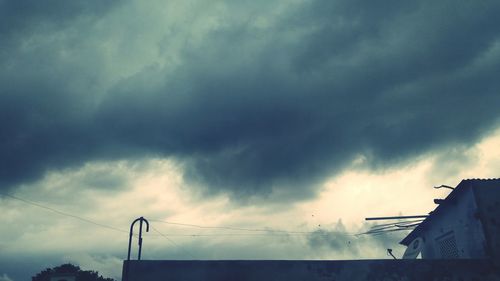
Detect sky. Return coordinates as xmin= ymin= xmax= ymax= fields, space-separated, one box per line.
xmin=1 ymin=0 xmax=500 ymax=280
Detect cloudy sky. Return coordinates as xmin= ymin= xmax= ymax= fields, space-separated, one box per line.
xmin=1 ymin=0 xmax=500 ymax=280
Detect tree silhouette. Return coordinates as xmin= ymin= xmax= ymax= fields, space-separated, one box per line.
xmin=32 ymin=263 xmax=115 ymax=281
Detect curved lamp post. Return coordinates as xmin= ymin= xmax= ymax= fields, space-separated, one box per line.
xmin=127 ymin=216 xmax=150 ymax=261
xmin=125 ymin=217 xmax=149 ymax=281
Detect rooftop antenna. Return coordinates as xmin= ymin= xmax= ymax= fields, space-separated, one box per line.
xmin=434 ymin=184 xmax=454 ymax=190
xmin=387 ymin=249 xmax=397 ymax=259
xmin=433 ymin=199 xmax=446 ymax=204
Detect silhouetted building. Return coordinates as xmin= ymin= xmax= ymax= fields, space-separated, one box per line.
xmin=400 ymin=178 xmax=500 ymax=260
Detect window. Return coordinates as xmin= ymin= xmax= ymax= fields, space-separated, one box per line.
xmin=435 ymin=231 xmax=459 ymax=258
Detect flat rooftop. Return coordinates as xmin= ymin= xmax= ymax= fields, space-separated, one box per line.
xmin=123 ymin=259 xmax=500 ymax=281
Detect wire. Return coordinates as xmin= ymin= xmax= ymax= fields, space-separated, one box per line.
xmin=149 ymin=219 xmax=357 ymax=236
xmin=0 ymin=193 xmax=356 ymax=238
xmin=394 ymin=223 xmax=421 ymax=228
xmin=150 ymin=219 xmax=301 ymax=232
xmin=367 ymin=222 xmax=422 ymax=232
xmin=150 ymin=225 xmax=197 ymax=259
xmin=358 ymin=227 xmax=418 ymax=236
xmin=358 ymin=219 xmax=423 ymax=236
xmin=0 ymin=192 xmax=129 ymax=235
xmin=143 ymin=232 xmax=352 ymax=237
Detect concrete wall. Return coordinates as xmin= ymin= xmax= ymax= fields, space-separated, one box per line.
xmin=123 ymin=259 xmax=500 ymax=281
xmin=473 ymin=181 xmax=500 ymax=262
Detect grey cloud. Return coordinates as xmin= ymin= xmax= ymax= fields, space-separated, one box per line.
xmin=64 ymin=161 xmax=141 ymax=191
xmin=427 ymin=145 xmax=480 ymax=182
xmin=308 ymin=221 xmax=357 ymax=255
xmin=1 ymin=0 xmax=500 ymax=200
xmin=307 ymin=221 xmax=404 ymax=257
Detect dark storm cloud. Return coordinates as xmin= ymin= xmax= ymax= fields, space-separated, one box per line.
xmin=0 ymin=0 xmax=122 ymax=189
xmin=0 ymin=0 xmax=117 ymax=30
xmin=1 ymin=0 xmax=500 ymax=199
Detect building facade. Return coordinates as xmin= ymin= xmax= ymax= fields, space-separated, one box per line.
xmin=400 ymin=179 xmax=500 ymax=259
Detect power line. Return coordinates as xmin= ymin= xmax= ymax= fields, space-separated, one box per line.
xmin=365 ymin=215 xmax=428 ymax=221
xmin=149 ymin=219 xmax=357 ymax=236
xmin=145 ymin=232 xmax=351 ymax=237
xmin=0 ymin=193 xmax=357 ymax=238
xmin=0 ymin=192 xmax=369 ymax=260
xmin=358 ymin=219 xmax=423 ymax=236
xmin=150 ymin=225 xmax=197 ymax=259
xmin=367 ymin=219 xmax=424 ymax=228
xmin=0 ymin=192 xmax=129 ymax=234
xmin=358 ymin=227 xmax=418 ymax=236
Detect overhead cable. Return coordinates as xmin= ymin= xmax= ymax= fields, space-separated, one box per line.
xmin=150 ymin=225 xmax=197 ymax=259
xmin=149 ymin=219 xmax=357 ymax=236
xmin=0 ymin=192 xmax=129 ymax=234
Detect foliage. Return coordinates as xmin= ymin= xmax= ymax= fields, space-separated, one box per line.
xmin=32 ymin=263 xmax=116 ymax=281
